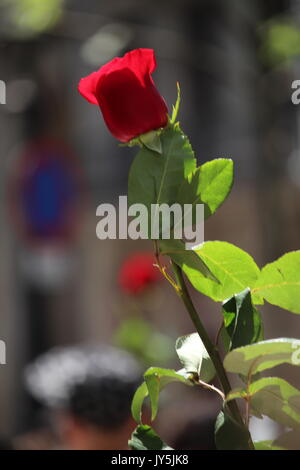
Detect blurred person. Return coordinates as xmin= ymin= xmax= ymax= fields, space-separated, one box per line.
xmin=23 ymin=345 xmax=142 ymax=450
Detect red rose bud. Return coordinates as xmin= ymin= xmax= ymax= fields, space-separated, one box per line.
xmin=118 ymin=253 xmax=161 ymax=295
xmin=78 ymin=48 xmax=168 ymax=143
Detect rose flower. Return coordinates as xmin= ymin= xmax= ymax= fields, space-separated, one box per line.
xmin=78 ymin=48 xmax=168 ymax=142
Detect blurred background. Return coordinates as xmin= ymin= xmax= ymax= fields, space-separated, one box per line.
xmin=0 ymin=0 xmax=300 ymax=449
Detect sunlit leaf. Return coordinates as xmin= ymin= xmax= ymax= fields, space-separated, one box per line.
xmin=224 ymin=338 xmax=300 ymax=376
xmin=129 ymin=425 xmax=173 ymax=450
xmin=160 ymin=239 xmax=218 ymax=283
xmin=226 ymin=377 xmax=300 ymax=430
xmin=250 ymin=378 xmax=300 ymax=430
xmin=131 ymin=367 xmax=192 ymax=424
xmin=252 ymin=251 xmax=300 ymax=314
xmin=175 ymin=333 xmax=215 ymax=382
xmin=131 ymin=382 xmax=149 ymax=424
xmin=178 ymin=158 xmax=234 ymax=220
xmin=254 ymin=440 xmax=285 ymax=450
xmin=144 ymin=367 xmax=192 ymax=421
xmin=163 ymin=241 xmax=261 ymax=302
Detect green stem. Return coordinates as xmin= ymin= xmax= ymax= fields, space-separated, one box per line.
xmin=172 ymin=263 xmax=254 ymax=449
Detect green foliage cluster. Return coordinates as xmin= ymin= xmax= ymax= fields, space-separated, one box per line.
xmin=126 ymin=89 xmax=300 ymax=450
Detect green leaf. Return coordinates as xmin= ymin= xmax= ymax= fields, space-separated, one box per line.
xmin=254 ymin=441 xmax=285 ymax=450
xmin=225 ymin=386 xmax=263 ymax=419
xmin=131 ymin=382 xmax=149 ymax=424
xmin=160 ymin=239 xmax=219 ymax=283
xmin=224 ymin=338 xmax=300 ymax=376
xmin=175 ymin=333 xmax=215 ymax=382
xmin=129 ymin=425 xmax=173 ymax=450
xmin=114 ymin=316 xmax=173 ymax=365
xmin=170 ymin=82 xmax=181 ymax=124
xmin=249 ymin=377 xmax=300 ymax=430
xmin=128 ymin=125 xmax=196 ymax=238
xmin=131 ymin=367 xmax=192 ymax=424
xmin=140 ymin=130 xmax=162 ymax=154
xmin=178 ymin=158 xmax=234 ymax=220
xmin=222 ymin=288 xmax=264 ymax=351
xmin=226 ymin=377 xmax=300 ymax=430
xmin=252 ymin=251 xmax=300 ymax=314
xmin=214 ymin=409 xmax=252 ymax=450
xmin=163 ymin=241 xmax=261 ymax=302
xmin=144 ymin=372 xmax=160 ymax=422
xmin=144 ymin=367 xmax=192 ymax=421
xmin=261 ymin=21 xmax=300 ymax=66
xmin=225 ymin=387 xmax=248 ymax=402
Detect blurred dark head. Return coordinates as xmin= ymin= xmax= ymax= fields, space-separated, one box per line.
xmin=24 ymin=345 xmax=142 ymax=449
xmin=173 ymin=416 xmax=216 ymax=450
